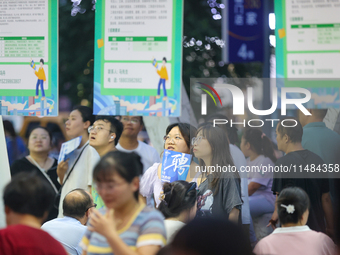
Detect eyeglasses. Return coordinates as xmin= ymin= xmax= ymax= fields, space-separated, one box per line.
xmin=88 ymin=126 xmax=112 ymax=133
xmin=86 ymin=203 xmax=97 ymax=212
xmin=121 ymin=117 xmax=140 ymax=124
xmin=191 ymin=136 xmax=204 ymax=146
xmin=163 ymin=135 xmax=183 ymax=144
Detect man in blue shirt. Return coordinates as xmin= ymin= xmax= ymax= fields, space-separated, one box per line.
xmin=299 ymin=109 xmax=340 ymax=207
xmin=42 ymin=189 xmax=95 ymax=255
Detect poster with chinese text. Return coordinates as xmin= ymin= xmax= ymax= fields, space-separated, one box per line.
xmin=93 ymin=0 xmax=183 ymax=116
xmin=0 ymin=0 xmax=58 ymax=116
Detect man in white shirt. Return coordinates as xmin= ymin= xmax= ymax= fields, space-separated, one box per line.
xmin=117 ymin=116 xmax=160 ymax=174
xmin=42 ymin=189 xmax=95 ymax=255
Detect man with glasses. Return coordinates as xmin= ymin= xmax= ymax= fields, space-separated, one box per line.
xmin=42 ymin=189 xmax=95 ymax=255
xmin=88 ymin=116 xmax=123 ymax=157
xmin=117 ymin=116 xmax=160 ymax=174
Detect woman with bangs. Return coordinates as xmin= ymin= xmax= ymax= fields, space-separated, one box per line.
xmin=80 ymin=151 xmax=166 ymax=255
xmin=140 ymin=123 xmax=200 ymax=208
xmin=192 ymin=123 xmax=242 ymax=224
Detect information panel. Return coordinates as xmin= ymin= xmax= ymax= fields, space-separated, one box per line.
xmin=275 ymin=0 xmax=340 ymax=108
xmin=93 ymin=0 xmax=182 ymax=116
xmin=0 ymin=0 xmax=58 ymax=116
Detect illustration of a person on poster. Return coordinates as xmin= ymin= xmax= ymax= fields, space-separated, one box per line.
xmin=153 ymin=57 xmax=168 ymax=100
xmin=31 ymin=58 xmax=46 ymax=100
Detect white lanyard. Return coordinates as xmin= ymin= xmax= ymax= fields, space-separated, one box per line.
xmin=28 ymin=156 xmax=58 ymax=193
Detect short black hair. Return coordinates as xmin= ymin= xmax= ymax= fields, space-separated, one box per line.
xmin=93 ymin=151 xmax=143 ymax=200
xmin=3 ymin=120 xmax=16 ymax=138
xmin=3 ymin=172 xmax=55 ymax=218
xmin=277 ymin=187 xmax=310 ymax=225
xmin=63 ymin=189 xmax=92 ymax=219
xmin=95 ymin=116 xmax=123 ymax=146
xmin=159 ymin=181 xmax=197 ymax=219
xmin=166 ymin=217 xmax=253 ymax=255
xmin=40 ymin=58 xmax=44 ymax=64
xmin=165 ymin=123 xmax=197 ymax=150
xmin=27 ymin=126 xmax=52 ymax=145
xmin=162 ymin=57 xmax=167 ymax=63
xmin=73 ymin=106 xmax=95 ymax=125
xmin=277 ymin=117 xmax=303 ymax=143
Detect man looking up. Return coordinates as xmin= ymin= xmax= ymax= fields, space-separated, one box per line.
xmin=117 ymin=116 xmax=160 ymax=174
xmin=42 ymin=189 xmax=95 ymax=255
xmin=0 ymin=172 xmax=67 ymax=255
xmin=89 ymin=116 xmax=123 ymax=209
xmin=269 ymin=118 xmax=334 ymax=236
xmin=89 ymin=116 xmax=123 ymax=157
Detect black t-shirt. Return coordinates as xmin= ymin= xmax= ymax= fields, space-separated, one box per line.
xmin=11 ymin=157 xmax=60 ymax=221
xmin=272 ymin=150 xmax=328 ymax=233
xmin=197 ymin=172 xmax=242 ymax=222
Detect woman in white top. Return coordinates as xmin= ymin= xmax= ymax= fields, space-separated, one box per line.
xmin=140 ymin=123 xmax=200 ymax=208
xmin=254 ymin=187 xmax=335 ymax=255
xmin=158 ymin=181 xmax=197 ymax=242
xmin=240 ymin=128 xmax=277 ymax=242
xmin=56 ymin=106 xmax=100 ymax=217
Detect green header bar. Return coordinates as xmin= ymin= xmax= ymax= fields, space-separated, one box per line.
xmin=108 ymin=36 xmax=167 ymax=42
xmin=0 ymin=37 xmax=45 ymax=40
xmin=291 ymin=23 xmax=340 ymax=29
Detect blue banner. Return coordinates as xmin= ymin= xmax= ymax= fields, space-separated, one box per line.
xmin=228 ymin=0 xmax=263 ymax=63
xmin=161 ymin=149 xmax=191 ymax=183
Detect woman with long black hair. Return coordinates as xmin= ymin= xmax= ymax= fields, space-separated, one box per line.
xmin=193 ymin=123 xmax=242 ymax=224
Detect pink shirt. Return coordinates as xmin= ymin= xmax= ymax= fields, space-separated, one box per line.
xmin=254 ymin=226 xmax=335 ymax=255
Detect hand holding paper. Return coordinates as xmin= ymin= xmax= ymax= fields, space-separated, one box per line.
xmin=58 ymin=136 xmax=82 ymax=164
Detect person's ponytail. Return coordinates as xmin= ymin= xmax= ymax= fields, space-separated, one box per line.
xmin=243 ymin=128 xmax=277 ymax=163
xmin=158 ymin=181 xmax=197 ymax=219
xmin=262 ymin=135 xmax=277 ymax=163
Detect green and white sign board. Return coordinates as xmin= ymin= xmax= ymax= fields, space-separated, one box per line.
xmin=275 ymin=0 xmax=340 ymax=108
xmin=0 ymin=0 xmax=58 ymax=116
xmin=93 ymin=0 xmax=183 ymax=116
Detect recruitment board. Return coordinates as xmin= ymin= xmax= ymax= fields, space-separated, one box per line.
xmin=275 ymin=0 xmax=340 ymax=108
xmin=93 ymin=0 xmax=183 ymax=116
xmin=0 ymin=0 xmax=58 ymax=116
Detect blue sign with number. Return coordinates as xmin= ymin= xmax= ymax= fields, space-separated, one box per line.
xmin=228 ymin=0 xmax=264 ymax=63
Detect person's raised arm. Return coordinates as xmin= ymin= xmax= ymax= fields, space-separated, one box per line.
xmin=229 ymin=207 xmax=240 ymax=224
xmin=267 ymin=194 xmax=278 ymax=230
xmin=322 ymin=192 xmax=334 ymax=238
xmin=248 ymin=182 xmax=261 ymax=196
xmin=57 ymin=159 xmax=69 ymax=185
xmin=88 ymin=209 xmax=163 ymax=255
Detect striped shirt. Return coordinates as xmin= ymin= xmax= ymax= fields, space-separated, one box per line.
xmin=80 ymin=204 xmax=166 ymax=254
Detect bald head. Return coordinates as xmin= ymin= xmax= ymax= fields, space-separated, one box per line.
xmin=63 ymin=189 xmax=92 ymax=220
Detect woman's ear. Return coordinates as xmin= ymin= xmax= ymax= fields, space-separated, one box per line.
xmin=131 ymin=176 xmax=139 ymax=192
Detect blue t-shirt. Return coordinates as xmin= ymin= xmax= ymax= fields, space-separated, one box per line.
xmin=6 ymin=136 xmax=26 ymax=165
xmin=302 ymin=122 xmax=340 ymax=165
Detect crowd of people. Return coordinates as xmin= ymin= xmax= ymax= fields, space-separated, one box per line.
xmin=1 ymin=106 xmax=340 ymax=255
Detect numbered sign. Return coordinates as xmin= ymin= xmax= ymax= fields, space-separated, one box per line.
xmin=227 ymin=0 xmax=264 ymax=63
